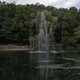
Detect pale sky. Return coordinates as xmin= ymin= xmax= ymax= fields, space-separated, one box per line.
xmin=4 ymin=0 xmax=80 ymax=8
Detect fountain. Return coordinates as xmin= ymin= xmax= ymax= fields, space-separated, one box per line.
xmin=29 ymin=11 xmax=49 ymax=80
xmin=36 ymin=11 xmax=49 ymax=80
xmin=38 ymin=12 xmax=49 ymax=65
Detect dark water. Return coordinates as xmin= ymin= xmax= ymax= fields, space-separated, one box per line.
xmin=0 ymin=51 xmax=80 ymax=80
xmin=0 ymin=51 xmax=37 ymax=80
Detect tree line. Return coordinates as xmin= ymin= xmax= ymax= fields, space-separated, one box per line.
xmin=0 ymin=2 xmax=80 ymax=47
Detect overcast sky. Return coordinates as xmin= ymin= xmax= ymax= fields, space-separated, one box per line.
xmin=4 ymin=0 xmax=80 ymax=8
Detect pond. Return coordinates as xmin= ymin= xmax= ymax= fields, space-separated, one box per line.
xmin=0 ymin=50 xmax=80 ymax=80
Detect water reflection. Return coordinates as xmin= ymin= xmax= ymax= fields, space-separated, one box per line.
xmin=0 ymin=51 xmax=33 ymax=80
xmin=0 ymin=50 xmax=80 ymax=80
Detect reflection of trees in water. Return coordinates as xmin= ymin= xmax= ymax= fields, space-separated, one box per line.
xmin=47 ymin=69 xmax=80 ymax=80
xmin=0 ymin=52 xmax=80 ymax=80
xmin=0 ymin=52 xmax=37 ymax=80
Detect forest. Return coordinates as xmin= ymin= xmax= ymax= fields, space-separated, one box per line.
xmin=0 ymin=2 xmax=80 ymax=47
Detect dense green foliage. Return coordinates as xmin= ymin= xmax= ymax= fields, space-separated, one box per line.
xmin=0 ymin=2 xmax=80 ymax=46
